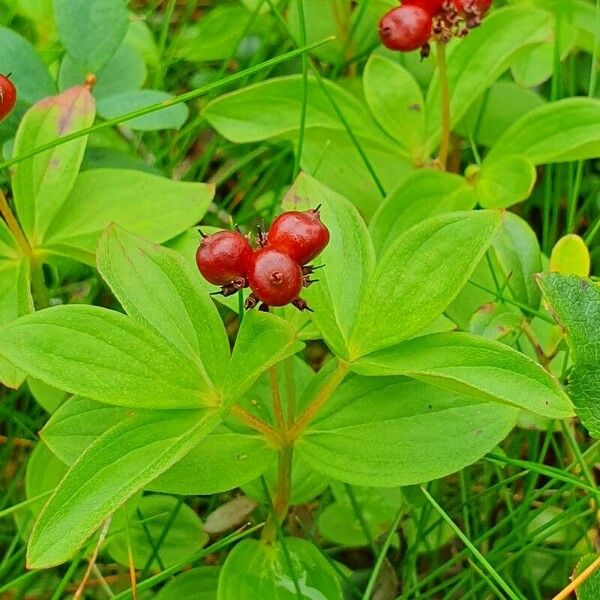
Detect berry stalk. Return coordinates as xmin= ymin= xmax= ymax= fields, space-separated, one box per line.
xmin=436 ymin=40 xmax=451 ymax=170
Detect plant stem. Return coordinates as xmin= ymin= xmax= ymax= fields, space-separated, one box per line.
xmin=262 ymin=444 xmax=294 ymax=543
xmin=289 ymin=360 xmax=349 ymax=439
xmin=229 ymin=405 xmax=282 ymax=446
xmin=269 ymin=366 xmax=286 ymax=430
xmin=284 ymin=357 xmax=296 ymax=424
xmin=436 ymin=41 xmax=451 ymax=171
xmin=0 ymin=189 xmax=29 ymax=257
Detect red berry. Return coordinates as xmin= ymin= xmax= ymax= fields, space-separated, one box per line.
xmin=379 ymin=5 xmax=432 ymax=52
xmin=0 ymin=74 xmax=17 ymax=122
xmin=267 ymin=208 xmax=330 ymax=266
xmin=403 ymin=0 xmax=444 ymax=15
xmin=452 ymin=0 xmax=492 ymax=14
xmin=247 ymin=248 xmax=303 ymax=307
xmin=195 ymin=230 xmax=253 ymax=286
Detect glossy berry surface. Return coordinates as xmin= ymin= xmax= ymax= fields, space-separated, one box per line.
xmin=195 ymin=230 xmax=253 ymax=286
xmin=247 ymin=248 xmax=303 ymax=307
xmin=452 ymin=0 xmax=492 ymax=14
xmin=0 ymin=74 xmax=17 ymax=122
xmin=267 ymin=208 xmax=330 ymax=266
xmin=379 ymin=5 xmax=432 ymax=52
xmin=403 ymin=0 xmax=444 ymax=15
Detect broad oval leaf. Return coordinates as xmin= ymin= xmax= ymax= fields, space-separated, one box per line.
xmin=203 ymin=75 xmax=376 ymax=143
xmin=12 ymin=85 xmax=96 ymax=244
xmin=370 ymin=170 xmax=477 ymax=257
xmin=97 ymin=90 xmax=189 ymax=131
xmin=364 ymin=54 xmax=426 ymax=161
xmin=0 ymin=27 xmax=55 ymax=103
xmin=218 ymin=538 xmax=343 ymax=600
xmin=474 ymin=155 xmax=537 ymax=209
xmin=0 ymin=259 xmax=34 ymax=388
xmin=27 ymin=408 xmax=220 ymax=568
xmin=107 ymin=494 xmax=208 ymax=569
xmin=538 ymin=274 xmax=600 ymax=438
xmin=283 ymin=174 xmax=375 ymax=359
xmin=486 ymin=98 xmax=600 ymax=165
xmin=426 ymin=7 xmax=553 ymax=148
xmin=54 ymin=0 xmax=129 ymax=72
xmin=352 ymin=332 xmax=573 ymax=419
xmin=42 ymin=169 xmax=213 ymax=264
xmin=97 ymin=225 xmax=230 ymax=391
xmin=298 ymin=375 xmax=519 ymax=487
xmin=0 ymin=305 xmax=218 ymax=409
xmin=549 ymin=234 xmax=591 ymax=277
xmin=157 ymin=567 xmax=220 ymax=600
xmin=349 ymin=210 xmax=503 ymax=358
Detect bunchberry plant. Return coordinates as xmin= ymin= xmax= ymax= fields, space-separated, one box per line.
xmin=0 ymin=1 xmax=599 ymax=598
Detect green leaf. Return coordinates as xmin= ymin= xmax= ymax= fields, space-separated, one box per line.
xmin=318 ymin=483 xmax=404 ymax=547
xmin=549 ymin=234 xmax=591 ymax=277
xmin=487 ymin=98 xmax=600 ymax=165
xmin=218 ymin=538 xmax=343 ymax=600
xmin=59 ymin=43 xmax=146 ymax=100
xmin=299 ymin=127 xmax=412 ymax=218
xmin=12 ymin=85 xmax=96 ymax=244
xmin=370 ymin=170 xmax=477 ymax=257
xmin=492 ymin=212 xmax=543 ymax=309
xmin=224 ymin=311 xmax=304 ymax=405
xmin=298 ymin=375 xmax=519 ymax=486
xmin=349 ymin=210 xmax=503 ymax=358
xmin=42 ymin=169 xmax=213 ymax=264
xmin=156 ymin=567 xmax=220 ymax=600
xmin=0 ymin=259 xmax=34 ymax=388
xmin=27 ymin=408 xmax=219 ymax=568
xmin=26 ymin=443 xmax=68 ymax=521
xmin=283 ymin=174 xmax=375 ymax=359
xmin=352 ymin=332 xmax=573 ymax=418
xmin=473 ymin=155 xmax=537 ymax=208
xmin=173 ymin=5 xmax=252 ymax=62
xmin=149 ymin=425 xmax=274 ymax=495
xmin=27 ymin=378 xmax=67 ymax=413
xmin=426 ymin=7 xmax=553 ymax=148
xmin=538 ymin=274 xmax=600 ymax=438
xmin=363 ymin=54 xmax=426 ymax=161
xmin=575 ymin=553 xmax=600 ymax=600
xmin=203 ymin=75 xmax=376 ymax=143
xmin=41 ymin=396 xmax=129 ymax=464
xmin=97 ymin=225 xmax=230 ymax=390
xmin=54 ymin=0 xmax=129 ymax=72
xmin=456 ymin=82 xmax=545 ymax=149
xmin=0 ymin=27 xmax=55 ymax=103
xmin=0 ymin=305 xmax=217 ymax=409
xmin=97 ymin=90 xmax=189 ymax=131
xmin=107 ymin=494 xmax=208 ymax=569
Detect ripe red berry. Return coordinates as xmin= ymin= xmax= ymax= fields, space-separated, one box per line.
xmin=0 ymin=74 xmax=17 ymax=122
xmin=452 ymin=0 xmax=492 ymax=14
xmin=247 ymin=248 xmax=303 ymax=307
xmin=267 ymin=208 xmax=330 ymax=266
xmin=195 ymin=230 xmax=253 ymax=286
xmin=403 ymin=0 xmax=444 ymax=16
xmin=379 ymin=5 xmax=432 ymax=52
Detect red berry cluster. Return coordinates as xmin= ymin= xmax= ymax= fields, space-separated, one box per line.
xmin=379 ymin=0 xmax=492 ymax=57
xmin=195 ymin=207 xmax=330 ymax=312
xmin=0 ymin=74 xmax=17 ymax=122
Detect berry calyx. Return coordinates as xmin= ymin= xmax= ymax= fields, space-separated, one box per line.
xmin=267 ymin=207 xmax=330 ymax=266
xmin=246 ymin=248 xmax=303 ymax=308
xmin=195 ymin=230 xmax=253 ymax=288
xmin=0 ymin=74 xmax=17 ymax=122
xmin=379 ymin=5 xmax=433 ymax=52
xmin=403 ymin=0 xmax=444 ymax=16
